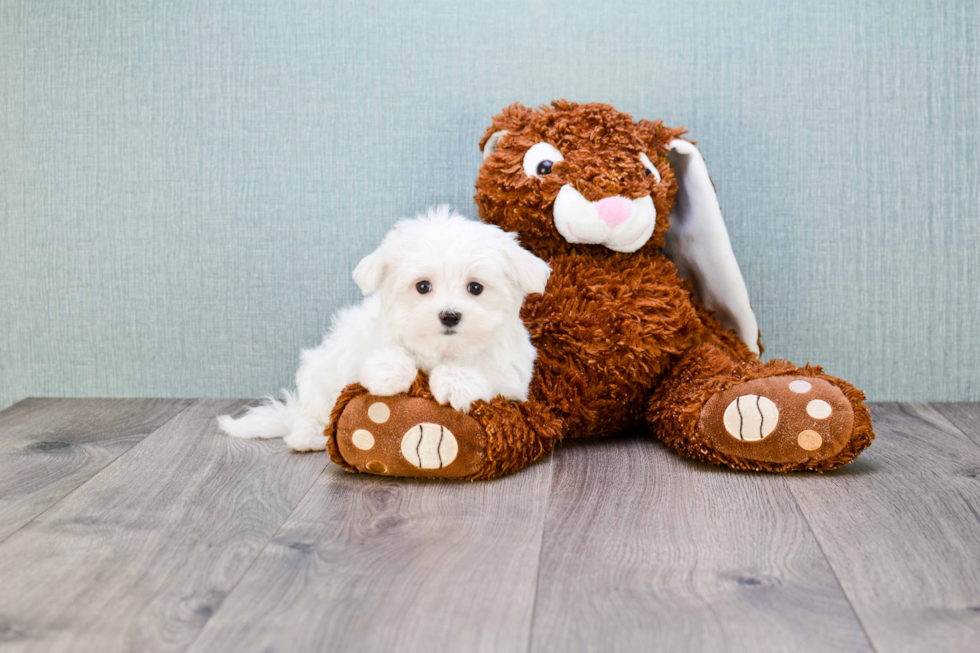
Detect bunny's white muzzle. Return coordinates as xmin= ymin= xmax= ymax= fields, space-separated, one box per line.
xmin=553 ymin=185 xmax=657 ymax=253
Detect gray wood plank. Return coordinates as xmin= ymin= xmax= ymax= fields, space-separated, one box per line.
xmin=185 ymin=457 xmax=555 ymax=653
xmin=0 ymin=398 xmax=193 ymax=542
xmin=0 ymin=399 xmax=330 ymax=653
xmin=932 ymin=403 xmax=980 ymax=448
xmin=786 ymin=403 xmax=980 ymax=653
xmin=529 ymin=436 xmax=872 ymax=653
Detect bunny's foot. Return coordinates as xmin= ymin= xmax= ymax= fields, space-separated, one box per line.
xmin=698 ymin=376 xmax=855 ymax=466
xmin=649 ymin=342 xmax=874 ymax=472
xmin=332 ymin=392 xmax=488 ymax=479
xmin=326 ymin=373 xmax=561 ymax=480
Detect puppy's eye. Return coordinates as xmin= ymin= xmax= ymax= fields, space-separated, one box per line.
xmin=467 ymin=282 xmax=483 ymax=295
xmin=523 ymin=142 xmax=565 ymax=178
xmin=640 ymin=152 xmax=662 ymax=183
xmin=416 ymin=280 xmax=431 ymax=294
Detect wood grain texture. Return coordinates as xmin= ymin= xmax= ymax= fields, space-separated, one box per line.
xmin=0 ymin=399 xmax=330 ymax=653
xmin=0 ymin=398 xmax=193 ymax=543
xmin=186 ymin=459 xmax=555 ymax=653
xmin=931 ymin=403 xmax=980 ymax=448
xmin=2 ymin=400 xmax=979 ymax=652
xmin=786 ymin=403 xmax=980 ymax=653
xmin=528 ymin=435 xmax=871 ymax=653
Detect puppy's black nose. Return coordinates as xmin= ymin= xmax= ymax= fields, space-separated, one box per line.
xmin=439 ymin=310 xmax=461 ymax=328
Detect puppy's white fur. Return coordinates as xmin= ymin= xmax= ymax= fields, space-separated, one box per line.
xmin=218 ymin=205 xmax=550 ymax=451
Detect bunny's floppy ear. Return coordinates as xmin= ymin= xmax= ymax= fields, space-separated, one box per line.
xmin=664 ymin=140 xmax=760 ymax=354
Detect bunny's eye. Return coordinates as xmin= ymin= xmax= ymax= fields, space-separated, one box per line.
xmin=640 ymin=152 xmax=662 ymax=183
xmin=523 ymin=142 xmax=565 ymax=178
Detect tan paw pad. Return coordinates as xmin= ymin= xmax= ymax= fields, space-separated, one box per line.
xmin=366 ymin=461 xmax=387 ymax=474
xmin=797 ymin=430 xmax=823 ymax=451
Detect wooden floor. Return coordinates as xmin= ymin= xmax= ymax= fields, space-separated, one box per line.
xmin=0 ymin=400 xmax=978 ymax=653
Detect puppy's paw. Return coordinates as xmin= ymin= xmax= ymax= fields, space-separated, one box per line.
xmin=284 ymin=417 xmax=327 ymax=452
xmin=360 ymin=347 xmax=418 ymax=396
xmin=429 ymin=365 xmax=494 ymax=413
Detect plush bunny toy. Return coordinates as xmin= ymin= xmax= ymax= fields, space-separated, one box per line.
xmin=326 ymin=101 xmax=874 ymax=479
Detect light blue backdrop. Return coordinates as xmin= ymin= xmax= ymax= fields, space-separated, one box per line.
xmin=2 ymin=0 xmax=978 ymax=409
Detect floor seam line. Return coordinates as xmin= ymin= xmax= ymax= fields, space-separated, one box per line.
xmin=925 ymin=402 xmax=980 ymax=452
xmin=783 ymin=476 xmax=880 ymax=653
xmin=524 ymin=447 xmax=557 ymax=653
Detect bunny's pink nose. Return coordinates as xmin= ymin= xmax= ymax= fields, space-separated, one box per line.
xmin=595 ymin=196 xmax=633 ymax=228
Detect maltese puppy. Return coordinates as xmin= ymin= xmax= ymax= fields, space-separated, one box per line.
xmin=218 ymin=205 xmax=551 ymax=451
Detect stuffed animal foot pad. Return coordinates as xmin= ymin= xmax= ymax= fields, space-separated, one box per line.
xmin=334 ymin=393 xmax=487 ymax=479
xmin=699 ymin=376 xmax=854 ymax=465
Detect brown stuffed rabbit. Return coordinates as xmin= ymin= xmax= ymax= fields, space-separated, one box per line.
xmin=327 ymin=101 xmax=874 ymax=479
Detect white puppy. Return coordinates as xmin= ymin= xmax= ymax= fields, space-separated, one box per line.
xmin=218 ymin=205 xmax=551 ymax=452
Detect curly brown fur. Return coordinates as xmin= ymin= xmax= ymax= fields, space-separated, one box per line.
xmin=520 ymin=249 xmax=702 ymax=437
xmin=467 ymin=398 xmax=562 ymax=480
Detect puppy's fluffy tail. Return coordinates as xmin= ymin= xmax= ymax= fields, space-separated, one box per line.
xmin=217 ymin=391 xmax=297 ymax=440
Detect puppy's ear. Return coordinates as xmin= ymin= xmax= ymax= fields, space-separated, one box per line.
xmin=352 ymin=247 xmax=387 ymax=295
xmin=501 ymin=235 xmax=551 ymax=295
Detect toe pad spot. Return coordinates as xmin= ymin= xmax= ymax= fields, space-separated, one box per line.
xmin=789 ymin=380 xmax=812 ymax=393
xmin=368 ymin=402 xmax=390 ymax=423
xmin=798 ymin=430 xmax=823 ymax=450
xmin=351 ymin=429 xmax=374 ymax=450
xmin=807 ymin=399 xmax=832 ymax=419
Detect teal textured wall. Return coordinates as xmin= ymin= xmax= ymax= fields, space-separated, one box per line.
xmin=2 ymin=0 xmax=978 ymax=409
